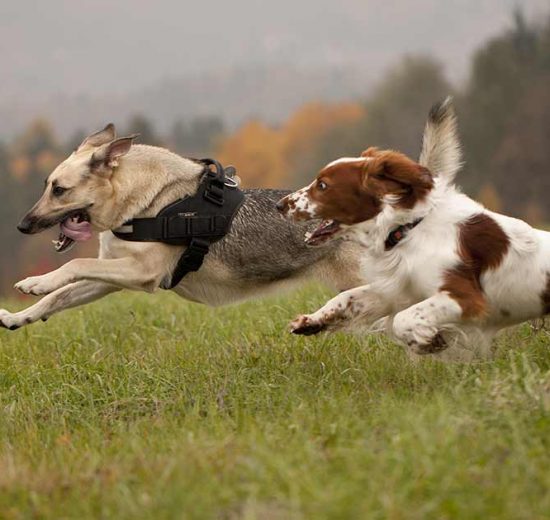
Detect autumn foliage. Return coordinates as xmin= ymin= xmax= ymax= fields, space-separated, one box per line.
xmin=217 ymin=102 xmax=365 ymax=188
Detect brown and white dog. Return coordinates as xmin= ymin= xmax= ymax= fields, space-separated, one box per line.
xmin=277 ymin=99 xmax=550 ymax=360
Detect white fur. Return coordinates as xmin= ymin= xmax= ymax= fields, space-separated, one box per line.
xmin=282 ymin=183 xmax=319 ymax=220
xmin=290 ymin=174 xmax=550 ymax=360
xmin=325 ymin=157 xmax=365 ymax=169
xmin=419 ymin=96 xmax=463 ymax=184
xmin=286 ymin=100 xmax=550 ymax=361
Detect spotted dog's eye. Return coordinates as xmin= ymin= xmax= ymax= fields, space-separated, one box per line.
xmin=52 ymin=186 xmax=68 ymax=197
xmin=317 ymin=180 xmax=328 ymax=191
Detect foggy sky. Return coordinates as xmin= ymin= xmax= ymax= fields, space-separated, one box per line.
xmin=1 ymin=0 xmax=547 ymax=99
xmin=0 ymin=0 xmax=548 ymax=139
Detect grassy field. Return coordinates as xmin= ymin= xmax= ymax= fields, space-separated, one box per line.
xmin=0 ymin=287 xmax=549 ymax=519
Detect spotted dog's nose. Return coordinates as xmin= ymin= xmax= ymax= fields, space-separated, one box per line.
xmin=276 ymin=198 xmax=287 ymax=213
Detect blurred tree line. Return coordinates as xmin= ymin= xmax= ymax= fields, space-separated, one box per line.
xmin=0 ymin=9 xmax=549 ymax=293
xmin=225 ymin=9 xmax=550 ymax=225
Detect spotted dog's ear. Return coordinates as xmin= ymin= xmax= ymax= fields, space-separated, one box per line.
xmin=90 ymin=135 xmax=139 ymax=175
xmin=367 ymin=151 xmax=432 ymax=187
xmin=361 ymin=147 xmax=379 ymax=158
xmin=363 ymin=151 xmax=434 ymax=208
xmin=382 ymin=158 xmax=433 ymax=190
xmin=78 ymin=123 xmax=116 ymax=150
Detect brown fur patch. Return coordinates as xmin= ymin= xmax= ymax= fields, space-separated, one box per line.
xmin=441 ymin=214 xmax=510 ymax=319
xmin=441 ymin=267 xmax=487 ymax=319
xmin=308 ymin=160 xmax=381 ymax=224
xmin=363 ymin=149 xmax=434 ymax=210
xmin=306 ymin=149 xmax=434 ymax=225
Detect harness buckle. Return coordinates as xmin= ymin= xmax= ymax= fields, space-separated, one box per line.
xmin=204 ymin=182 xmax=224 ymax=206
xmin=180 ymin=239 xmax=210 ymax=272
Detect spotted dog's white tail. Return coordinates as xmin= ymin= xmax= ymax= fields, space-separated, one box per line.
xmin=419 ymin=97 xmax=462 ymax=184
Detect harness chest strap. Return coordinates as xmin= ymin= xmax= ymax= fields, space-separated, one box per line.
xmin=113 ymin=159 xmax=245 ymax=289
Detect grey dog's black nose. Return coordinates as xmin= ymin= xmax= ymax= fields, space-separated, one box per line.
xmin=17 ymin=218 xmax=32 ymax=234
xmin=276 ymin=200 xmax=286 ymax=212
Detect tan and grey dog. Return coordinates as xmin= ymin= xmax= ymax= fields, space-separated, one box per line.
xmin=0 ymin=124 xmax=363 ymax=330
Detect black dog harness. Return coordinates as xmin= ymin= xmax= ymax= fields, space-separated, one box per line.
xmin=113 ymin=159 xmax=244 ymax=289
xmin=384 ymin=218 xmax=423 ymax=251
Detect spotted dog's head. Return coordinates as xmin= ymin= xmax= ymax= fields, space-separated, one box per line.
xmin=17 ymin=124 xmax=138 ymax=253
xmin=276 ymin=147 xmax=434 ymax=246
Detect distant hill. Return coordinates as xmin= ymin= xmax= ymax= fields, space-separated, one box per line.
xmin=0 ymin=64 xmax=373 ymax=140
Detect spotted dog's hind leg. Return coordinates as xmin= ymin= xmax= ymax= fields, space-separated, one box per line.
xmin=391 ymin=292 xmax=463 ymax=354
xmin=290 ymin=285 xmax=390 ymax=335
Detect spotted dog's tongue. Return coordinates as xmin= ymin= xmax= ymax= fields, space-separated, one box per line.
xmin=305 ymin=220 xmax=341 ymax=246
xmin=60 ymin=216 xmax=92 ymax=242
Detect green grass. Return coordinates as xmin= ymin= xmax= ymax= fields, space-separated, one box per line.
xmin=0 ymin=287 xmax=549 ymax=519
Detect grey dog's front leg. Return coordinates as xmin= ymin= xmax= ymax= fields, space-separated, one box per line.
xmin=0 ymin=281 xmax=119 ymax=330
xmin=14 ymin=257 xmax=164 ymax=295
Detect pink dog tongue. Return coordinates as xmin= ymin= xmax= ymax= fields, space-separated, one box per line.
xmin=60 ymin=216 xmax=92 ymax=242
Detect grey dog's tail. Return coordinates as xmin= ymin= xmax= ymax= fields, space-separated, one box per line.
xmin=418 ymin=96 xmax=462 ymax=184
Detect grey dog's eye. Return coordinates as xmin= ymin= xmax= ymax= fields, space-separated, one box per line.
xmin=52 ymin=186 xmax=68 ymax=197
xmin=317 ymin=180 xmax=328 ymax=191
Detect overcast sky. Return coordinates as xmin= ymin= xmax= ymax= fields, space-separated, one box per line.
xmin=1 ymin=0 xmax=548 ymax=102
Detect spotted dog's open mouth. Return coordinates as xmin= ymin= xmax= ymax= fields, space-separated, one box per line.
xmin=54 ymin=211 xmax=92 ymax=253
xmin=305 ymin=219 xmax=341 ymax=246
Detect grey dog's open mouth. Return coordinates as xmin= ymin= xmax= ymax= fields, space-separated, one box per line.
xmin=53 ymin=211 xmax=91 ymax=253
xmin=305 ymin=219 xmax=341 ymax=246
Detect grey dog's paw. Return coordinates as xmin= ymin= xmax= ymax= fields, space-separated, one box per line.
xmin=14 ymin=275 xmax=56 ymax=296
xmin=0 ymin=310 xmax=23 ymax=331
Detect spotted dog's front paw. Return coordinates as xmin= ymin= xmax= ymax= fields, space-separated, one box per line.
xmin=290 ymin=314 xmax=327 ymax=336
xmin=419 ymin=333 xmax=449 ymax=354
xmin=392 ymin=311 xmax=449 ymax=355
xmin=404 ymin=332 xmax=450 ymax=355
xmin=393 ymin=318 xmax=449 ymax=355
xmin=0 ymin=309 xmax=29 ymax=331
xmin=15 ymin=274 xmax=59 ymax=296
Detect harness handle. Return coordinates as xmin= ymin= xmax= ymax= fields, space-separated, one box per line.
xmin=112 ymin=158 xmax=245 ymax=289
xmin=201 ymin=159 xmax=228 ymax=206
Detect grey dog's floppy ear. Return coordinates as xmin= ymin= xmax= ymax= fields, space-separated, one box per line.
xmin=78 ymin=123 xmax=117 ymax=150
xmin=90 ymin=134 xmax=139 ymax=173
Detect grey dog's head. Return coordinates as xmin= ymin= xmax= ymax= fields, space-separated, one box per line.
xmin=18 ymin=123 xmax=137 ymax=252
